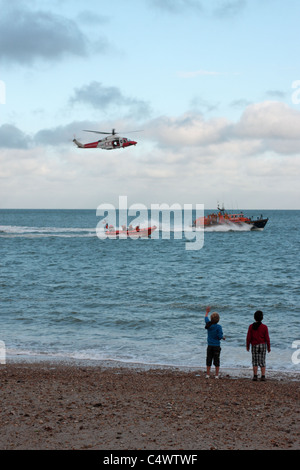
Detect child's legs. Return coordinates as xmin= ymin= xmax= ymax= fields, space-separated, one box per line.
xmin=252 ymin=345 xmax=259 ymax=375
xmin=206 ymin=346 xmax=213 ymax=374
xmin=213 ymin=347 xmax=221 ymax=375
xmin=252 ymin=344 xmax=266 ymax=376
xmin=259 ymin=344 xmax=267 ymax=376
xmin=253 ymin=365 xmax=265 ymax=375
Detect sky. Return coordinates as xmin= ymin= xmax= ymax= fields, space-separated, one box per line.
xmin=0 ymin=0 xmax=300 ymax=209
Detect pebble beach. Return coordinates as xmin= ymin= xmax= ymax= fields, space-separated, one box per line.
xmin=0 ymin=361 xmax=299 ymax=451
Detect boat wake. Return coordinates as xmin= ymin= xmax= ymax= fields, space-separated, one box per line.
xmin=153 ymin=220 xmax=252 ymax=233
xmin=0 ymin=219 xmax=255 ymax=239
xmin=204 ymin=222 xmax=252 ymax=232
xmin=0 ymin=225 xmax=96 ymax=238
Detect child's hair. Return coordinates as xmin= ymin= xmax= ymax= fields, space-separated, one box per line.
xmin=254 ymin=310 xmax=263 ymax=322
xmin=210 ymin=312 xmax=220 ymax=324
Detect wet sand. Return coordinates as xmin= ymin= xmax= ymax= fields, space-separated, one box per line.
xmin=0 ymin=360 xmax=299 ymax=450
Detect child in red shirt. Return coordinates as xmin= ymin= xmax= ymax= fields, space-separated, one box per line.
xmin=246 ymin=310 xmax=271 ymax=381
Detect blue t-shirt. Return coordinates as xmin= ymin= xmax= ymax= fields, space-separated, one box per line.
xmin=205 ymin=316 xmax=224 ymax=346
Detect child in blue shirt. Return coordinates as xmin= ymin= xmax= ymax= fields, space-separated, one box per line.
xmin=205 ymin=306 xmax=225 ymax=378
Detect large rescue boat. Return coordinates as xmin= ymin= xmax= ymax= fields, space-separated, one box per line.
xmin=193 ymin=206 xmax=268 ymax=230
xmin=105 ymin=225 xmax=157 ymax=238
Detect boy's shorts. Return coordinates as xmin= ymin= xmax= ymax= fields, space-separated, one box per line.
xmin=206 ymin=345 xmax=221 ymax=367
xmin=251 ymin=343 xmax=267 ymax=367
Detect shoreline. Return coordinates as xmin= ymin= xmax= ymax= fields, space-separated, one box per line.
xmin=5 ymin=353 xmax=300 ymax=380
xmin=1 ymin=358 xmax=299 ymax=450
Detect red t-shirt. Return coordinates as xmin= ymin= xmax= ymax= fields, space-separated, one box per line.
xmin=246 ymin=323 xmax=270 ymax=352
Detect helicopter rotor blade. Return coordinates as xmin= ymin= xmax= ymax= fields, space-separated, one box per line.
xmin=82 ymin=128 xmax=143 ymax=135
xmin=122 ymin=130 xmax=143 ymax=133
xmin=83 ymin=130 xmax=113 ymax=135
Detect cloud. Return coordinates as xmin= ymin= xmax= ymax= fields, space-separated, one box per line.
xmin=265 ymin=90 xmax=288 ymax=99
xmin=213 ymin=0 xmax=247 ymax=18
xmin=189 ymin=96 xmax=219 ymax=113
xmin=147 ymin=0 xmax=203 ymax=14
xmin=2 ymin=100 xmax=300 ymax=158
xmin=0 ymin=124 xmax=31 ymax=149
xmin=1 ymin=101 xmax=300 ymax=209
xmin=0 ymin=3 xmax=89 ymax=65
xmin=148 ymin=0 xmax=247 ymax=17
xmin=34 ymin=121 xmax=93 ymax=146
xmin=230 ymin=99 xmax=252 ymax=109
xmin=231 ymin=101 xmax=300 ymax=155
xmin=234 ymin=101 xmax=300 ymax=141
xmin=69 ymin=81 xmax=152 ymax=118
xmin=77 ymin=10 xmax=109 ymax=25
xmin=146 ymin=112 xmax=230 ymax=148
xmin=143 ymin=101 xmax=300 ymax=157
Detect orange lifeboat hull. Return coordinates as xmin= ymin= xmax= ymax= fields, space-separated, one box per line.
xmin=193 ymin=210 xmax=268 ymax=230
xmin=105 ymin=226 xmax=157 ymax=238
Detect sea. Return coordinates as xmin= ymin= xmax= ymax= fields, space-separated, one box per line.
xmin=0 ymin=208 xmax=299 ymax=374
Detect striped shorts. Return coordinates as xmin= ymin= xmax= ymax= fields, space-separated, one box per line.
xmin=251 ymin=343 xmax=267 ymax=367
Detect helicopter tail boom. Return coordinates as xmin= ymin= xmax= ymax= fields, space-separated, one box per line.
xmin=73 ymin=138 xmax=99 ymax=149
xmin=73 ymin=138 xmax=84 ymax=148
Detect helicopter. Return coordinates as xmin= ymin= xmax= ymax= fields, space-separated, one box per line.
xmin=73 ymin=128 xmax=140 ymax=150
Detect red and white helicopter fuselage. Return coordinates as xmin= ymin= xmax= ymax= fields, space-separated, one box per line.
xmin=73 ymin=129 xmax=138 ymax=150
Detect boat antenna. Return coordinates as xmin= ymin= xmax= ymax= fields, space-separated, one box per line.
xmin=217 ymin=202 xmax=225 ymax=212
